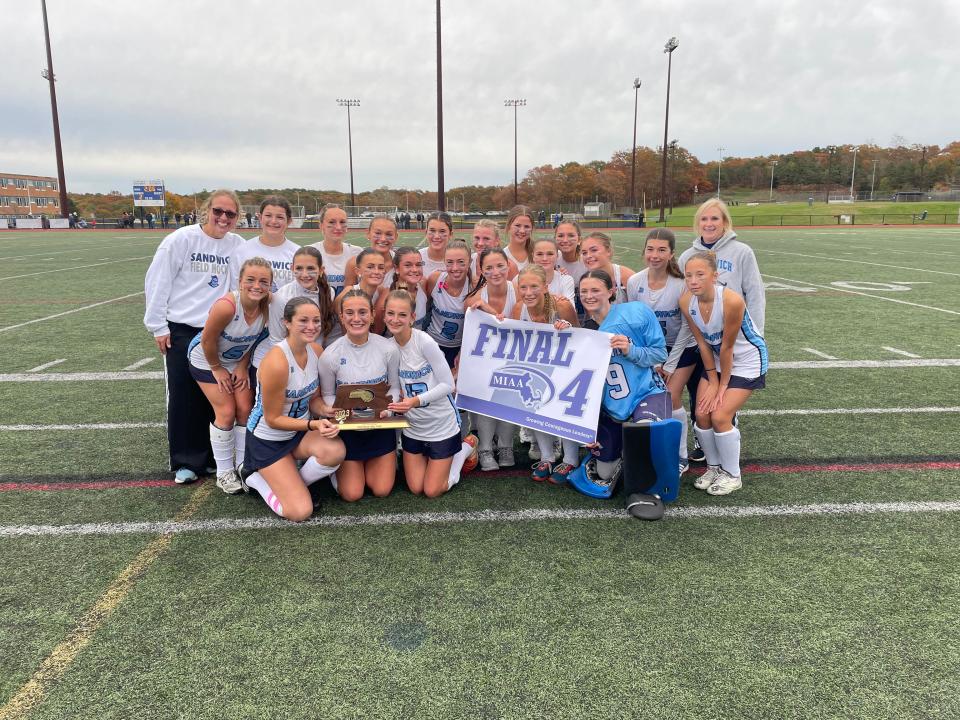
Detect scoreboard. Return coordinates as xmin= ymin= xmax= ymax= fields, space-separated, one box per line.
xmin=133 ymin=180 xmax=165 ymax=207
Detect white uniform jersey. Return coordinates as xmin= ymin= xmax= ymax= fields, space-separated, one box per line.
xmin=391 ymin=329 xmax=460 ymax=441
xmin=503 ymin=245 xmax=529 ymax=271
xmin=556 ymin=255 xmax=587 ymax=285
xmin=610 ymin=264 xmax=628 ymax=304
xmin=547 ymin=272 xmax=576 ymax=305
xmin=480 ymin=282 xmax=517 ymax=317
xmin=426 ymin=272 xmax=470 ymax=348
xmin=258 ymin=281 xmax=336 ymax=367
xmin=626 ymin=270 xmax=686 ymax=347
xmin=188 ymin=291 xmax=266 ymax=371
xmin=319 ymin=333 xmax=401 ymax=407
xmin=248 ymin=340 xmax=320 ymax=441
xmin=309 ymin=241 xmax=362 ymax=297
xmin=520 ymin=303 xmax=558 ymax=323
xmin=419 ymin=247 xmax=447 ymax=278
xmin=228 ymin=236 xmax=299 ymax=292
xmin=688 ymin=285 xmax=768 ymax=379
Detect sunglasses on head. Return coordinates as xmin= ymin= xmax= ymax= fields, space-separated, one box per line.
xmin=210 ymin=207 xmax=238 ymax=220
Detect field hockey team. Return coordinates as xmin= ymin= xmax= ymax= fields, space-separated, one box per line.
xmin=144 ymin=195 xmax=766 ymax=521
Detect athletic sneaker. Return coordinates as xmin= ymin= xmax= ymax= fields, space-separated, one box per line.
xmin=461 ymin=434 xmax=479 ymax=473
xmin=549 ymin=462 xmax=576 ymax=486
xmin=216 ymin=469 xmax=243 ymax=495
xmin=694 ymin=465 xmax=723 ymax=490
xmin=478 ymin=449 xmax=499 ymax=472
xmin=689 ymin=435 xmax=706 ymax=463
xmin=531 ymin=461 xmax=553 ymax=482
xmin=174 ymin=467 xmax=198 ymax=484
xmin=706 ymin=469 xmax=742 ymax=496
xmin=679 ymin=459 xmax=690 ymax=476
xmin=237 ymin=463 xmax=252 ymax=494
xmin=497 ymin=445 xmax=515 ymax=468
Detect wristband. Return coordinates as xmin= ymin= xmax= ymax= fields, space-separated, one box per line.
xmin=704 ymin=367 xmax=716 ymax=372
xmin=307 ymin=419 xmax=314 ymax=432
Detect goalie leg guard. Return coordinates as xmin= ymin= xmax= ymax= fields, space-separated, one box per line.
xmin=621 ymin=419 xmax=682 ymax=503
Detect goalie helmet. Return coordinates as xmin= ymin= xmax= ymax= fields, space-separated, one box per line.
xmin=567 ymin=456 xmax=622 ymax=499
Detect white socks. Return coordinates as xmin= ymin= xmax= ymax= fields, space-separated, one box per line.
xmin=672 ymin=407 xmax=688 ymax=460
xmin=713 ymin=428 xmax=742 ymax=477
xmin=693 ymin=425 xmax=721 ymax=467
xmin=300 ymin=457 xmax=339 ymax=486
xmin=447 ymin=441 xmax=473 ymax=489
xmin=561 ymin=439 xmax=580 ymax=467
xmin=233 ymin=425 xmax=246 ymax=467
xmin=245 ymin=472 xmax=283 ymax=516
xmin=209 ymin=423 xmax=235 ymax=473
xmin=532 ymin=431 xmax=558 ymax=463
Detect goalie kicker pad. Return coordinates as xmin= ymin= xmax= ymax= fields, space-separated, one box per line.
xmin=567 ymin=455 xmax=621 ymax=499
xmin=621 ymin=419 xmax=682 ymax=503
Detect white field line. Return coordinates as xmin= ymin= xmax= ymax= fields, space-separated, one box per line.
xmin=801 ymin=348 xmax=837 ymax=360
xmin=761 ymin=274 xmax=960 ymax=316
xmin=3 ymin=500 xmax=960 ymax=539
xmin=757 ymin=249 xmax=960 ymax=277
xmin=882 ymin=346 xmax=922 ymax=359
xmin=3 ymin=406 xmax=959 ymax=432
xmin=3 ymin=357 xmax=960 ymax=384
xmin=0 ymin=255 xmax=153 ymax=281
xmin=122 ymin=358 xmax=156 ymax=371
xmin=25 ymin=359 xmax=66 ymax=373
xmin=0 ymin=240 xmax=158 ymax=262
xmin=847 ymin=244 xmax=959 ymax=258
xmin=0 ymin=292 xmax=145 ymax=333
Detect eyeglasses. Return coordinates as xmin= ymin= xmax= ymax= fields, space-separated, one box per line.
xmin=211 ymin=207 xmax=238 ymax=220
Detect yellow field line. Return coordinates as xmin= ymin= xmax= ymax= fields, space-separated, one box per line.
xmin=0 ymin=482 xmax=213 ymax=720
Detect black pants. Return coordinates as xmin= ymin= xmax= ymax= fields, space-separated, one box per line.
xmin=164 ymin=322 xmax=215 ymax=474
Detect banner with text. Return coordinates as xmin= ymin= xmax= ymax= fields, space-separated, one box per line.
xmin=455 ymin=309 xmax=611 ymax=443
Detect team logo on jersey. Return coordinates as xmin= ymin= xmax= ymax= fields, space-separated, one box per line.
xmin=340 ymin=357 xmax=347 ymax=365
xmin=208 ymin=275 xmax=220 ymax=288
xmin=488 ymin=364 xmax=555 ymax=411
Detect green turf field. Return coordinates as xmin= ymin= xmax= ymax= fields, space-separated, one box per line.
xmin=1 ymin=226 xmax=959 ymax=719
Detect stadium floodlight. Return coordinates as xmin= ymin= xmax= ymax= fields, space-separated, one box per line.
xmin=769 ymin=160 xmax=778 ymax=201
xmin=630 ymin=78 xmax=641 ymax=212
xmin=41 ymin=0 xmax=68 ymax=218
xmin=505 ymin=99 xmax=527 ymax=206
xmin=717 ymin=146 xmax=725 ymax=199
xmin=336 ymin=99 xmax=360 ymax=209
xmin=658 ymin=37 xmax=678 ymax=223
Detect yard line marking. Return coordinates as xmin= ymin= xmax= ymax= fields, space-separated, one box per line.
xmin=0 ymin=240 xmax=158 ymax=261
xmin=4 ymin=407 xmax=960 ymax=433
xmin=0 ymin=255 xmax=152 ymax=281
xmin=882 ymin=346 xmax=921 ymax=358
xmin=801 ymin=348 xmax=837 ymax=360
xmin=0 ymin=292 xmax=145 ymax=333
xmin=0 ymin=483 xmax=212 ymax=720
xmin=0 ymin=371 xmax=162 ymax=382
xmin=762 ymin=274 xmax=960 ymax=316
xmin=757 ymin=249 xmax=960 ymax=277
xmin=122 ymin=357 xmax=156 ymax=371
xmin=25 ymin=359 xmax=67 ymax=373
xmin=1 ymin=498 xmax=959 ymax=538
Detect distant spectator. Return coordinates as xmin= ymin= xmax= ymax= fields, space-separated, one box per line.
xmin=175 ymin=212 xmax=182 ymax=226
xmin=246 ymin=211 xmax=253 ymax=228
xmin=538 ymin=209 xmax=546 ymax=228
xmin=162 ymin=213 xmax=169 ymax=229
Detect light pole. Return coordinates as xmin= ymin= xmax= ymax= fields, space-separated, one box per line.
xmin=505 ymin=99 xmax=526 ymax=206
xmin=769 ymin=160 xmax=778 ymax=201
xmin=870 ymin=160 xmax=879 ymax=201
xmin=436 ymin=0 xmax=445 ymax=211
xmin=629 ymin=77 xmax=641 ymax=212
xmin=849 ymin=145 xmax=859 ymax=200
xmin=40 ymin=0 xmax=68 ymax=218
xmin=336 ymin=99 xmax=359 ymax=209
xmin=717 ymin=146 xmax=725 ymax=199
xmin=658 ymin=37 xmax=678 ymax=223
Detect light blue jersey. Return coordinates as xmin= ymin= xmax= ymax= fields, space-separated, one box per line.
xmin=597 ymin=303 xmax=668 ymax=422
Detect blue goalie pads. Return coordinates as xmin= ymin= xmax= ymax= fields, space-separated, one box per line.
xmin=567 ymin=455 xmax=620 ymax=499
xmin=621 ymin=419 xmax=682 ymax=503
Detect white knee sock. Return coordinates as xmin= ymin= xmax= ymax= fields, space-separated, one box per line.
xmin=693 ymin=425 xmax=721 ymax=466
xmin=233 ymin=425 xmax=246 ymax=467
xmin=245 ymin=471 xmax=283 ymax=516
xmin=672 ymin=407 xmax=688 ymax=460
xmin=301 ymin=457 xmax=339 ymax=485
xmin=209 ymin=423 xmax=235 ymax=472
xmin=713 ymin=428 xmax=742 ymax=477
xmin=533 ymin=431 xmax=558 ymax=462
xmin=475 ymin=415 xmax=497 ymax=451
xmin=447 ymin=441 xmax=473 ymax=489
xmin=497 ymin=421 xmax=516 ymax=449
xmin=561 ymin=439 xmax=580 ymax=466
xmin=596 ymin=459 xmax=621 ymax=481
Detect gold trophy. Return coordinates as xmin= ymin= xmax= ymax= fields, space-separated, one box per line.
xmin=332 ymin=381 xmax=409 ymax=431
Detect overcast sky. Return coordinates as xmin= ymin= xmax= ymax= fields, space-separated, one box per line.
xmin=4 ymin=0 xmax=957 ymax=194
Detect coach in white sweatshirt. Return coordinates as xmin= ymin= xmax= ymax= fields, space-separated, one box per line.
xmin=144 ymin=190 xmax=245 ymax=483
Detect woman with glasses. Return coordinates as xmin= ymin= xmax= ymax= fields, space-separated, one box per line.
xmin=144 ymin=189 xmax=246 ymax=484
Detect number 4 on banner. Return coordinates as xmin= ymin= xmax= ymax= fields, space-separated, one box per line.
xmin=558 ymin=369 xmax=593 ymax=417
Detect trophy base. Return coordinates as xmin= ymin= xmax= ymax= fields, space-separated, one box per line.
xmin=336 ymin=418 xmax=410 ymax=431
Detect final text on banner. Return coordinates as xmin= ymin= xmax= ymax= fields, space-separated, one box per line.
xmin=455 ymin=309 xmax=612 ymax=444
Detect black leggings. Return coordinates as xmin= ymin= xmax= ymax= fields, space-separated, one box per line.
xmin=164 ymin=322 xmax=215 ymax=474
